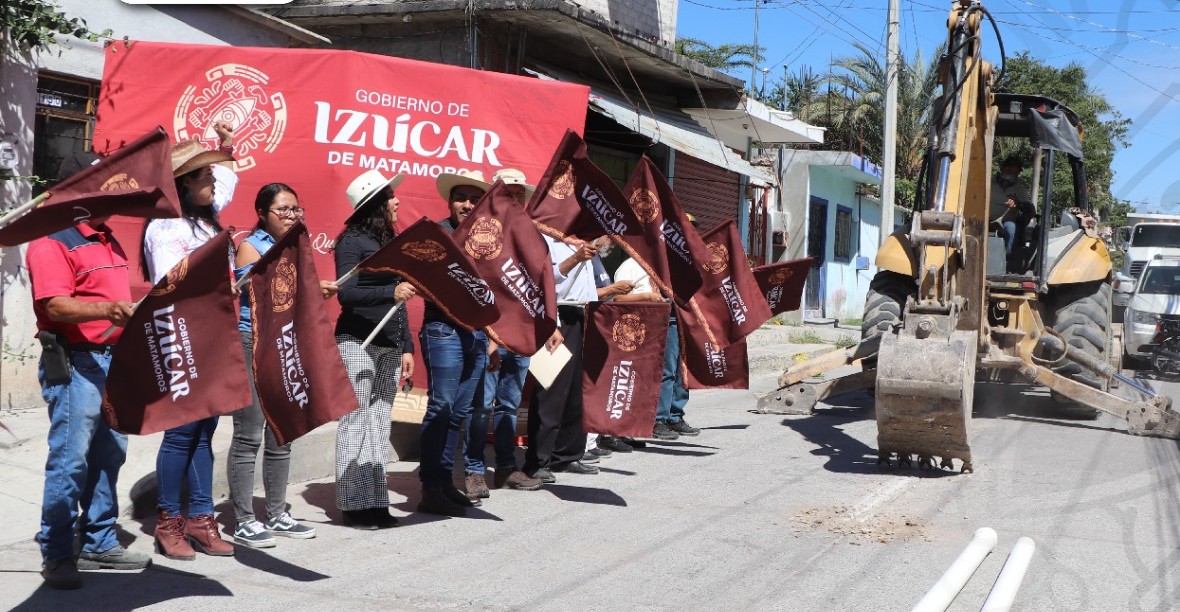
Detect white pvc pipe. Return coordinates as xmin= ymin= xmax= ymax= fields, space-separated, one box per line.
xmin=980 ymin=537 xmax=1036 ymax=612
xmin=912 ymin=527 xmax=999 ymax=612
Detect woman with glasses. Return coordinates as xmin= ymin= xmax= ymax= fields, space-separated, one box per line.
xmin=227 ymin=183 xmax=337 ymax=548
xmin=417 ymin=169 xmax=492 ymax=516
xmin=333 ymin=170 xmax=416 ymax=530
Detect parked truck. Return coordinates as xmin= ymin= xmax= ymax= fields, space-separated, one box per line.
xmin=1113 ymin=213 xmax=1180 ymax=322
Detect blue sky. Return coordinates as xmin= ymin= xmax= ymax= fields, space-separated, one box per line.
xmin=676 ymin=0 xmax=1180 ymax=213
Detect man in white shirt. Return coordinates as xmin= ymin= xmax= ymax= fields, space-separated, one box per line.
xmin=523 ymin=235 xmax=600 ymax=481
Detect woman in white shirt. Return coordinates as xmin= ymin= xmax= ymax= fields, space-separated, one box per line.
xmin=141 ymin=123 xmax=239 ymax=561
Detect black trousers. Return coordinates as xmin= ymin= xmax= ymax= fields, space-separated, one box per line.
xmin=525 ymin=306 xmax=586 ymax=471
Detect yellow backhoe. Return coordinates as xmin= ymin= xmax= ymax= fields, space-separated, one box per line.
xmin=759 ymin=0 xmax=1180 ymax=471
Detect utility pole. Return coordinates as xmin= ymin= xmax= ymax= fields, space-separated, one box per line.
xmin=751 ymin=0 xmax=761 ymax=97
xmin=881 ymin=0 xmax=900 ymax=244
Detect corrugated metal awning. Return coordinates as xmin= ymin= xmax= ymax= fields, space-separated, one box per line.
xmin=587 ymin=90 xmax=777 ymax=185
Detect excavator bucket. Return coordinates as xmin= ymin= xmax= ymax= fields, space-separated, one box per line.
xmin=875 ymin=327 xmax=978 ymax=471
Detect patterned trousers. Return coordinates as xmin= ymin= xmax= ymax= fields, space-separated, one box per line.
xmin=335 ymin=335 xmax=401 ymax=512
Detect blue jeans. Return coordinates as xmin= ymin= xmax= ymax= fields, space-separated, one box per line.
xmin=466 ymin=349 xmax=531 ymax=473
xmin=157 ymin=416 xmax=218 ymax=517
xmin=656 ymin=318 xmax=690 ymax=424
xmin=1002 ymin=220 xmax=1018 ymax=254
xmin=418 ymin=321 xmax=487 ymax=488
xmin=39 ymin=350 xmax=127 ymax=563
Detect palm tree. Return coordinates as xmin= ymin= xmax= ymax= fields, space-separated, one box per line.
xmin=674 ymin=37 xmax=764 ymax=76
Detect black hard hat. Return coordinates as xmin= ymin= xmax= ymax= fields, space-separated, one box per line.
xmin=55 ymin=151 xmax=100 ymax=182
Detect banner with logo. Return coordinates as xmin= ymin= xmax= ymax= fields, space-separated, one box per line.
xmin=752 ymin=258 xmax=812 ymax=315
xmin=619 ymin=156 xmax=711 ymax=305
xmin=358 ymin=217 xmax=500 ymax=331
xmin=582 ymin=301 xmax=670 ymax=438
xmin=93 ymin=41 xmax=589 ymax=295
xmin=527 ymin=130 xmax=644 ymax=242
xmin=692 ymin=221 xmax=774 ymax=350
xmin=101 ymin=232 xmax=249 ymax=435
xmin=0 ymin=127 xmax=179 ymax=247
xmin=678 ymin=302 xmax=750 ymax=389
xmin=452 ymin=183 xmax=557 ymax=355
xmin=248 ymin=222 xmax=359 ymax=446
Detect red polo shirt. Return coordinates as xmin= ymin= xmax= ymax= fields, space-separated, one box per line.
xmin=27 ymin=223 xmax=132 ymax=345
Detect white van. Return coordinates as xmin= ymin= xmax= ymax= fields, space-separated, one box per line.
xmin=1123 ymin=255 xmax=1180 ymax=362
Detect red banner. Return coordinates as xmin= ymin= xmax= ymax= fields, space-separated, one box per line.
xmin=0 ymin=127 xmax=178 ymax=247
xmin=582 ymin=302 xmax=670 ymax=438
xmin=620 ymin=156 xmax=711 ymax=304
xmin=248 ymin=222 xmax=359 ymax=446
xmin=527 ymin=130 xmax=644 ymax=241
xmin=679 ymin=303 xmax=750 ymax=389
xmin=101 ymin=232 xmax=249 ymax=435
xmin=93 ymin=41 xmax=589 ymax=299
xmin=358 ymin=217 xmax=500 ymax=332
xmin=752 ymin=258 xmax=812 ymax=315
xmin=452 ymin=182 xmax=557 ymax=355
xmin=691 ymin=221 xmax=774 ymax=349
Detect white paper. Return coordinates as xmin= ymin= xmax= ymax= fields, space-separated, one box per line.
xmin=527 ymin=342 xmax=572 ymax=389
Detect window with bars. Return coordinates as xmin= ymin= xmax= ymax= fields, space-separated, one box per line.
xmin=33 ymin=73 xmax=100 ymax=194
xmin=834 ymin=205 xmax=853 ymax=262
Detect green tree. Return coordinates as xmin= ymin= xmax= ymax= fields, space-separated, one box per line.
xmin=674 ymin=37 xmax=764 ymax=77
xmin=993 ymin=51 xmax=1130 ymax=220
xmin=1 ymin=0 xmax=107 ymax=54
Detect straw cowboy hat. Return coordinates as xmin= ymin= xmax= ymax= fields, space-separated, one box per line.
xmin=345 ymin=169 xmax=406 ymax=223
xmin=436 ymin=169 xmax=491 ymax=200
xmin=492 ymin=167 xmax=536 ymax=201
xmin=170 ymin=140 xmax=234 ymax=178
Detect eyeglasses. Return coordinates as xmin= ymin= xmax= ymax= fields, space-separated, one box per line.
xmin=269 ymin=207 xmax=305 ymax=218
xmin=400 ymin=378 xmax=414 ymax=395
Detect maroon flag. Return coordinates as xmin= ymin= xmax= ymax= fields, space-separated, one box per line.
xmin=679 ymin=302 xmax=750 ymax=389
xmin=582 ymin=302 xmax=670 ymax=437
xmin=453 ymin=183 xmax=557 ymax=355
xmin=358 ymin=217 xmax=500 ymax=331
xmin=249 ymin=222 xmax=360 ymax=446
xmin=620 ymin=156 xmax=711 ymax=304
xmin=101 ymin=231 xmax=249 ymax=435
xmin=527 ymin=130 xmax=644 ymax=241
xmin=692 ymin=221 xmax=775 ymax=349
xmin=0 ymin=127 xmax=179 ymax=246
xmin=752 ymin=258 xmax=812 ymax=315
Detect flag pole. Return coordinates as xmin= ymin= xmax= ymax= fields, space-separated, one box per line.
xmin=333 ymin=266 xmax=359 ymax=286
xmin=0 ymin=193 xmax=50 ymax=230
xmin=359 ymin=301 xmax=404 ymax=350
xmin=97 ymin=295 xmax=147 ymax=341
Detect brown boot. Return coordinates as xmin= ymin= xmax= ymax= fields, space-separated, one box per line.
xmin=154 ymin=511 xmax=196 ymax=561
xmin=183 ymin=515 xmax=235 ymax=557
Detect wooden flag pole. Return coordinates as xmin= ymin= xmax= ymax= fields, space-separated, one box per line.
xmin=0 ymin=193 xmax=50 ymax=230
xmin=359 ymin=301 xmax=404 ymax=350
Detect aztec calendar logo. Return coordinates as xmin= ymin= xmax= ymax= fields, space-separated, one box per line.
xmin=628 ymin=188 xmax=660 ymax=224
xmin=611 ymin=313 xmax=646 ymax=352
xmin=100 ymin=173 xmax=139 ymax=191
xmin=547 ymin=161 xmax=575 ymax=200
xmin=464 ymin=217 xmax=503 ymax=261
xmin=403 ymin=240 xmax=448 ymax=262
xmin=702 ymin=242 xmax=729 ymax=275
xmin=768 ymin=267 xmax=794 ymax=285
xmin=174 ymin=63 xmax=287 ymax=173
xmin=270 ymin=257 xmax=298 ymax=313
xmin=149 ymin=256 xmax=188 ymax=296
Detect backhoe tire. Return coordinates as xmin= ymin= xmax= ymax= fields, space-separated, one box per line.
xmin=1048 ymin=280 xmax=1112 ymax=419
xmin=862 ymin=271 xmax=917 ymax=342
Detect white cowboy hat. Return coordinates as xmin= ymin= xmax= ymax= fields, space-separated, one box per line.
xmin=492 ymin=167 xmax=536 ymax=201
xmin=171 ymin=140 xmax=234 ymax=178
xmin=345 ymin=169 xmax=406 ymax=223
xmin=436 ymin=169 xmax=491 ymax=201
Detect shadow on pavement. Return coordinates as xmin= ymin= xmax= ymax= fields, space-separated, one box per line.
xmin=233 ymin=545 xmax=331 ymax=582
xmin=633 ymin=446 xmax=716 ymax=458
xmin=543 ymin=484 xmax=626 ymax=506
xmin=11 ymin=565 xmax=233 ymax=611
xmin=698 ymin=424 xmax=750 ymax=430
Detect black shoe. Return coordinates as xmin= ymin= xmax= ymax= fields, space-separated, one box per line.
xmin=417 ymin=489 xmax=466 ymax=517
xmin=527 ymin=467 xmax=556 ymax=484
xmin=667 ymin=419 xmax=700 ymax=436
xmin=652 ymin=421 xmax=680 ymax=440
xmin=371 ymin=507 xmax=399 ymax=529
xmin=580 ymin=452 xmax=600 ymax=464
xmin=598 ymin=435 xmax=633 ymax=453
xmin=589 ymin=446 xmax=613 ymax=458
xmin=443 ymin=484 xmax=479 ymax=507
xmin=620 ymin=436 xmax=646 ymax=449
xmin=341 ymin=509 xmax=378 ymax=531
xmin=41 ymin=558 xmax=81 ymax=590
xmin=552 ymin=461 xmax=599 ymax=475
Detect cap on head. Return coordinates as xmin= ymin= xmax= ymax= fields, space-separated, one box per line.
xmin=492 ymin=167 xmax=536 ymax=200
xmin=436 ymin=169 xmax=491 ymax=200
xmin=170 ymin=140 xmax=234 ymax=178
xmin=345 ymin=169 xmax=406 ymax=223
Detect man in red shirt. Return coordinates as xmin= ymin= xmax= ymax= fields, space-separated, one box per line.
xmin=25 ymin=152 xmax=150 ymax=589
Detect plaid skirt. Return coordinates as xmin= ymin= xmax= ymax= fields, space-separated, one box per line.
xmin=335 ymin=335 xmax=401 ymax=511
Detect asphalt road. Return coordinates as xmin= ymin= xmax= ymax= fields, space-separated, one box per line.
xmin=2 ymin=365 xmax=1178 ymax=611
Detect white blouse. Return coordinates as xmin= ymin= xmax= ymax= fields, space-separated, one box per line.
xmin=144 ymin=164 xmax=238 ymax=284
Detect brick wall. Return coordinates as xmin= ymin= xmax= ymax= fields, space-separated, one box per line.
xmin=578 ymin=0 xmax=679 ymax=47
